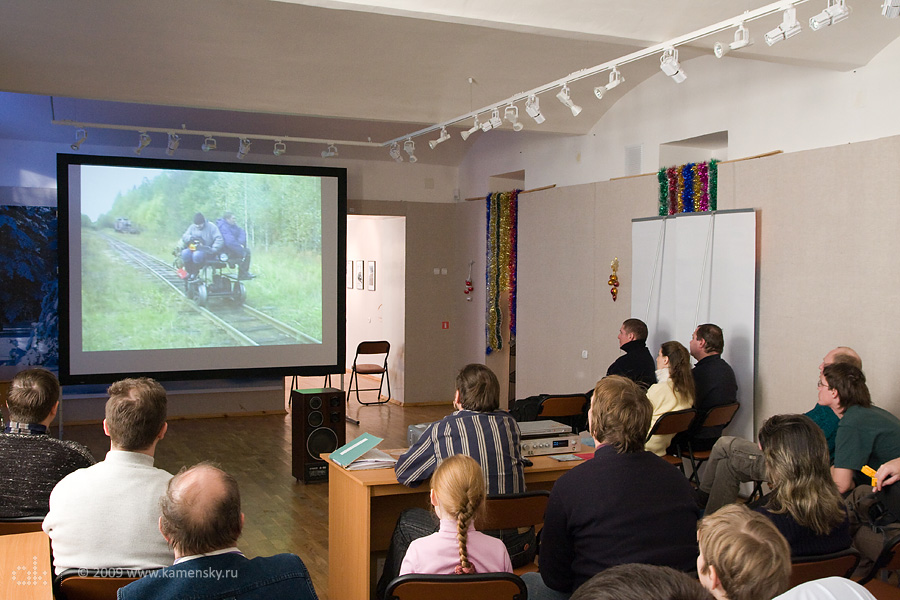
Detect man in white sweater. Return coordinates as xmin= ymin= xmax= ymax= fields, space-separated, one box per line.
xmin=43 ymin=378 xmax=174 ymax=575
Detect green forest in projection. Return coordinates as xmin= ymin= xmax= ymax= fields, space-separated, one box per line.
xmin=81 ymin=169 xmax=323 ymax=351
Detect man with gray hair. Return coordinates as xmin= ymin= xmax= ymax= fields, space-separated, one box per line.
xmin=118 ymin=463 xmax=319 ymax=600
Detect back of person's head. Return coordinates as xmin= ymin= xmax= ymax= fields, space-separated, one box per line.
xmin=759 ymin=414 xmax=845 ymax=536
xmin=105 ymin=378 xmax=167 ymax=451
xmin=590 ymin=375 xmax=652 ymax=453
xmin=160 ymin=462 xmax=242 ymax=556
xmin=822 ymin=362 xmax=871 ymax=410
xmin=571 ymin=563 xmax=713 ymax=600
xmin=193 ymin=212 xmax=205 ymax=226
xmin=7 ymin=368 xmax=60 ymax=424
xmin=661 ymin=341 xmax=696 ymax=405
xmin=830 ymin=347 xmax=862 ymax=370
xmin=695 ymin=324 xmax=724 ymax=354
xmin=697 ymin=504 xmax=790 ymax=600
xmin=431 ymin=454 xmax=486 ymax=574
xmin=622 ymin=318 xmax=649 ymax=341
xmin=455 ymin=364 xmax=500 ymax=412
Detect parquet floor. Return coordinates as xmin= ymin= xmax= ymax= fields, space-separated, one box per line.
xmin=59 ymin=377 xmax=451 ymax=600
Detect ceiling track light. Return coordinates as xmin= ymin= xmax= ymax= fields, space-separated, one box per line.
xmin=489 ymin=108 xmax=503 ymax=129
xmin=765 ymin=7 xmax=802 ymax=45
xmin=555 ymin=84 xmax=582 ymax=116
xmin=237 ymin=138 xmax=251 ymax=160
xmin=273 ymin=140 xmax=287 ymax=156
xmin=714 ymin=23 xmax=753 ymax=58
xmin=429 ymin=127 xmax=450 ymax=149
xmin=525 ymin=95 xmax=545 ymax=124
xmin=883 ymin=0 xmax=900 ymax=18
xmin=321 ymin=143 xmax=338 ymax=158
xmin=389 ymin=142 xmax=403 ymax=162
xmin=403 ymin=138 xmax=417 ymax=163
xmin=659 ymin=48 xmax=687 ymax=83
xmin=70 ymin=128 xmax=87 ymax=151
xmin=810 ymin=0 xmax=851 ymax=29
xmin=165 ymin=133 xmax=181 ymax=156
xmin=460 ymin=117 xmax=480 ymax=141
xmin=201 ymin=136 xmax=217 ymax=152
xmin=504 ymin=105 xmax=524 ymax=132
xmin=594 ymin=67 xmax=625 ymax=100
xmin=134 ymin=131 xmax=151 ymax=155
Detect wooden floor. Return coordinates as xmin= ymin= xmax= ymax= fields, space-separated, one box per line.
xmin=59 ymin=377 xmax=450 ymax=600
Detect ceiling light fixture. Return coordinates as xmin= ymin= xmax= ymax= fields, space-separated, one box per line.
xmin=429 ymin=127 xmax=450 ymax=149
xmin=237 ymin=138 xmax=251 ymax=160
xmin=714 ymin=23 xmax=753 ymax=57
xmin=525 ymin=95 xmax=545 ymax=124
xmin=504 ymin=105 xmax=524 ymax=132
xmin=165 ymin=133 xmax=181 ymax=156
xmin=555 ymin=85 xmax=582 ymax=116
xmin=883 ymin=0 xmax=900 ymax=18
xmin=809 ymin=0 xmax=851 ymax=29
xmin=659 ymin=48 xmax=687 ymax=83
xmin=321 ymin=143 xmax=338 ymax=158
xmin=594 ymin=67 xmax=625 ymax=100
xmin=134 ymin=132 xmax=151 ymax=155
xmin=70 ymin=128 xmax=87 ymax=151
xmin=765 ymin=7 xmax=802 ymax=45
xmin=201 ymin=136 xmax=217 ymax=152
xmin=389 ymin=142 xmax=403 ymax=162
xmin=403 ymin=139 xmax=417 ymax=163
xmin=273 ymin=140 xmax=287 ymax=156
xmin=460 ymin=117 xmax=481 ymax=141
xmin=489 ymin=108 xmax=503 ymax=129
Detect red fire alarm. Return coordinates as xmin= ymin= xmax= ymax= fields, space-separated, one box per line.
xmin=441 ymin=321 xmax=449 ymax=330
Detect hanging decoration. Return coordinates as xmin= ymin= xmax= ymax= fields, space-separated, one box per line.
xmin=485 ymin=189 xmax=519 ymax=354
xmin=608 ymin=257 xmax=620 ymax=302
xmin=463 ymin=261 xmax=474 ymax=300
xmin=658 ymin=159 xmax=719 ymax=216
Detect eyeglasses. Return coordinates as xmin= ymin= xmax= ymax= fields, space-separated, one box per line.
xmin=817 ymin=379 xmax=829 ymax=389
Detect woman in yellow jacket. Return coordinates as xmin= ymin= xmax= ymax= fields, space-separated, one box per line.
xmin=645 ymin=341 xmax=695 ymax=456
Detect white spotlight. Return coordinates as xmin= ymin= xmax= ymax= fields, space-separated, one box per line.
xmin=134 ymin=132 xmax=151 ymax=155
xmin=404 ymin=139 xmax=417 ymax=163
xmin=273 ymin=140 xmax=287 ymax=156
xmin=659 ymin=48 xmax=687 ymax=83
xmin=504 ymin=105 xmax=524 ymax=132
xmin=883 ymin=0 xmax=900 ymax=18
xmin=488 ymin=108 xmax=503 ymax=130
xmin=594 ymin=67 xmax=625 ymax=100
xmin=765 ymin=7 xmax=802 ymax=45
xmin=71 ymin=128 xmax=87 ymax=151
xmin=429 ymin=127 xmax=450 ymax=149
xmin=810 ymin=0 xmax=850 ymax=29
xmin=525 ymin=95 xmax=545 ymax=124
xmin=321 ymin=144 xmax=338 ymax=158
xmin=714 ymin=23 xmax=753 ymax=58
xmin=389 ymin=142 xmax=403 ymax=162
xmin=237 ymin=138 xmax=251 ymax=160
xmin=201 ymin=136 xmax=217 ymax=152
xmin=460 ymin=117 xmax=481 ymax=141
xmin=555 ymin=85 xmax=582 ymax=116
xmin=166 ymin=133 xmax=181 ymax=156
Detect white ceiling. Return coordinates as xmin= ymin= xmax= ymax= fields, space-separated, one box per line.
xmin=1 ymin=0 xmax=897 ymax=164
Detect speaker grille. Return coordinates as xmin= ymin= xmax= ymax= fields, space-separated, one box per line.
xmin=307 ymin=427 xmax=339 ymax=459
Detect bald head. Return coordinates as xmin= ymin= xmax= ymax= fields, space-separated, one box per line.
xmin=159 ymin=463 xmax=242 ymax=557
xmin=820 ymin=347 xmax=862 ymax=373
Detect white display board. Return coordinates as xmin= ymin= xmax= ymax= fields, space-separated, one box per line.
xmin=632 ymin=210 xmax=757 ymax=441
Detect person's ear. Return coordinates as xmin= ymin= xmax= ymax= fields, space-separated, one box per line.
xmin=429 ymin=488 xmax=439 ymax=508
xmin=49 ymin=401 xmax=59 ymax=421
xmin=102 ymin=419 xmax=111 ymax=438
xmin=158 ymin=422 xmax=168 ymax=440
xmin=707 ymin=564 xmax=721 ymax=592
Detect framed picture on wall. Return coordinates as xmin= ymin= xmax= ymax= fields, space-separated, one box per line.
xmin=367 ymin=261 xmax=376 ymax=291
xmin=355 ymin=260 xmax=364 ymax=289
xmin=347 ymin=260 xmax=353 ymax=289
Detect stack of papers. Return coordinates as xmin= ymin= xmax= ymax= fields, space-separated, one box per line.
xmin=331 ymin=433 xmax=397 ymax=470
xmin=345 ymin=448 xmax=397 ymax=471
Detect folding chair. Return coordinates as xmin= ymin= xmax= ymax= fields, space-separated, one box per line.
xmin=646 ymin=408 xmax=697 ymax=472
xmin=386 ymin=572 xmax=527 ymax=600
xmin=475 ymin=490 xmax=550 ymax=576
xmin=680 ymin=402 xmax=740 ymax=485
xmin=56 ymin=568 xmax=145 ymax=600
xmin=537 ymin=394 xmax=588 ymax=433
xmin=789 ymin=547 xmax=860 ymax=588
xmin=348 ymin=341 xmax=391 ymax=405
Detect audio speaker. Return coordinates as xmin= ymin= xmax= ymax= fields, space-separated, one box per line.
xmin=291 ymin=387 xmax=346 ymax=483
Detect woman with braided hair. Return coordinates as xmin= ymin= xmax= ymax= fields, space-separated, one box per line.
xmin=399 ymin=454 xmax=512 ymax=576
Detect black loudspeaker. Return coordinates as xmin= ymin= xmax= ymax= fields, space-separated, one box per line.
xmin=291 ymin=387 xmax=346 ymax=483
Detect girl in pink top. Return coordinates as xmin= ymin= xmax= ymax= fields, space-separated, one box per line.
xmin=399 ymin=454 xmax=513 ymax=575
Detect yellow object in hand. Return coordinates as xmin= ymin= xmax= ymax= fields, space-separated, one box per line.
xmin=862 ymin=465 xmax=877 ymax=487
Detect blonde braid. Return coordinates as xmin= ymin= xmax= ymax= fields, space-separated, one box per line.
xmin=454 ymin=496 xmax=477 ymax=574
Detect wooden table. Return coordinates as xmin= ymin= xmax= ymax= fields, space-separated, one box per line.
xmin=325 ymin=452 xmax=583 ymax=600
xmin=0 ymin=531 xmax=53 ymax=600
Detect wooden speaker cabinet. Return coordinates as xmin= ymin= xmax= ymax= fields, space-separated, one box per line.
xmin=291 ymin=387 xmax=346 ymax=483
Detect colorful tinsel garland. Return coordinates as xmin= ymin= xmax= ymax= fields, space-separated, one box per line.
xmin=658 ymin=159 xmax=718 ymax=216
xmin=485 ymin=190 xmax=519 ymax=354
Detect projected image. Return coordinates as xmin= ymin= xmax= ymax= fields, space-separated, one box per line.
xmin=79 ymin=166 xmax=323 ymax=352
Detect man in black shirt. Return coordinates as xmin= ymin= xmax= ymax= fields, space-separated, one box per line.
xmin=606 ymin=318 xmax=656 ymax=389
xmin=688 ymin=323 xmax=738 ymax=449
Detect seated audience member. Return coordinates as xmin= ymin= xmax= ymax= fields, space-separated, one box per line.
xmin=0 ymin=368 xmax=94 ymax=518
xmin=399 ymin=454 xmax=511 ymax=576
xmin=697 ymin=347 xmax=860 ymax=513
xmin=685 ymin=324 xmax=738 ymax=450
xmin=607 ymin=318 xmax=657 ymax=388
xmin=646 ymin=341 xmax=695 ymax=456
xmin=43 ymin=378 xmax=174 ymax=574
xmin=522 ymin=376 xmax=700 ymax=600
xmin=697 ymin=504 xmax=791 ymax=600
xmin=379 ymin=364 xmax=527 ymax=598
xmin=772 ymin=577 xmax=876 ymax=600
xmin=755 ymin=414 xmax=851 ymax=556
xmin=570 ymin=563 xmax=713 ymax=600
xmin=118 ymin=463 xmax=319 ymax=600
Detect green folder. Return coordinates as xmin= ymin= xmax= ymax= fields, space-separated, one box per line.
xmin=331 ymin=433 xmax=384 ymax=467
